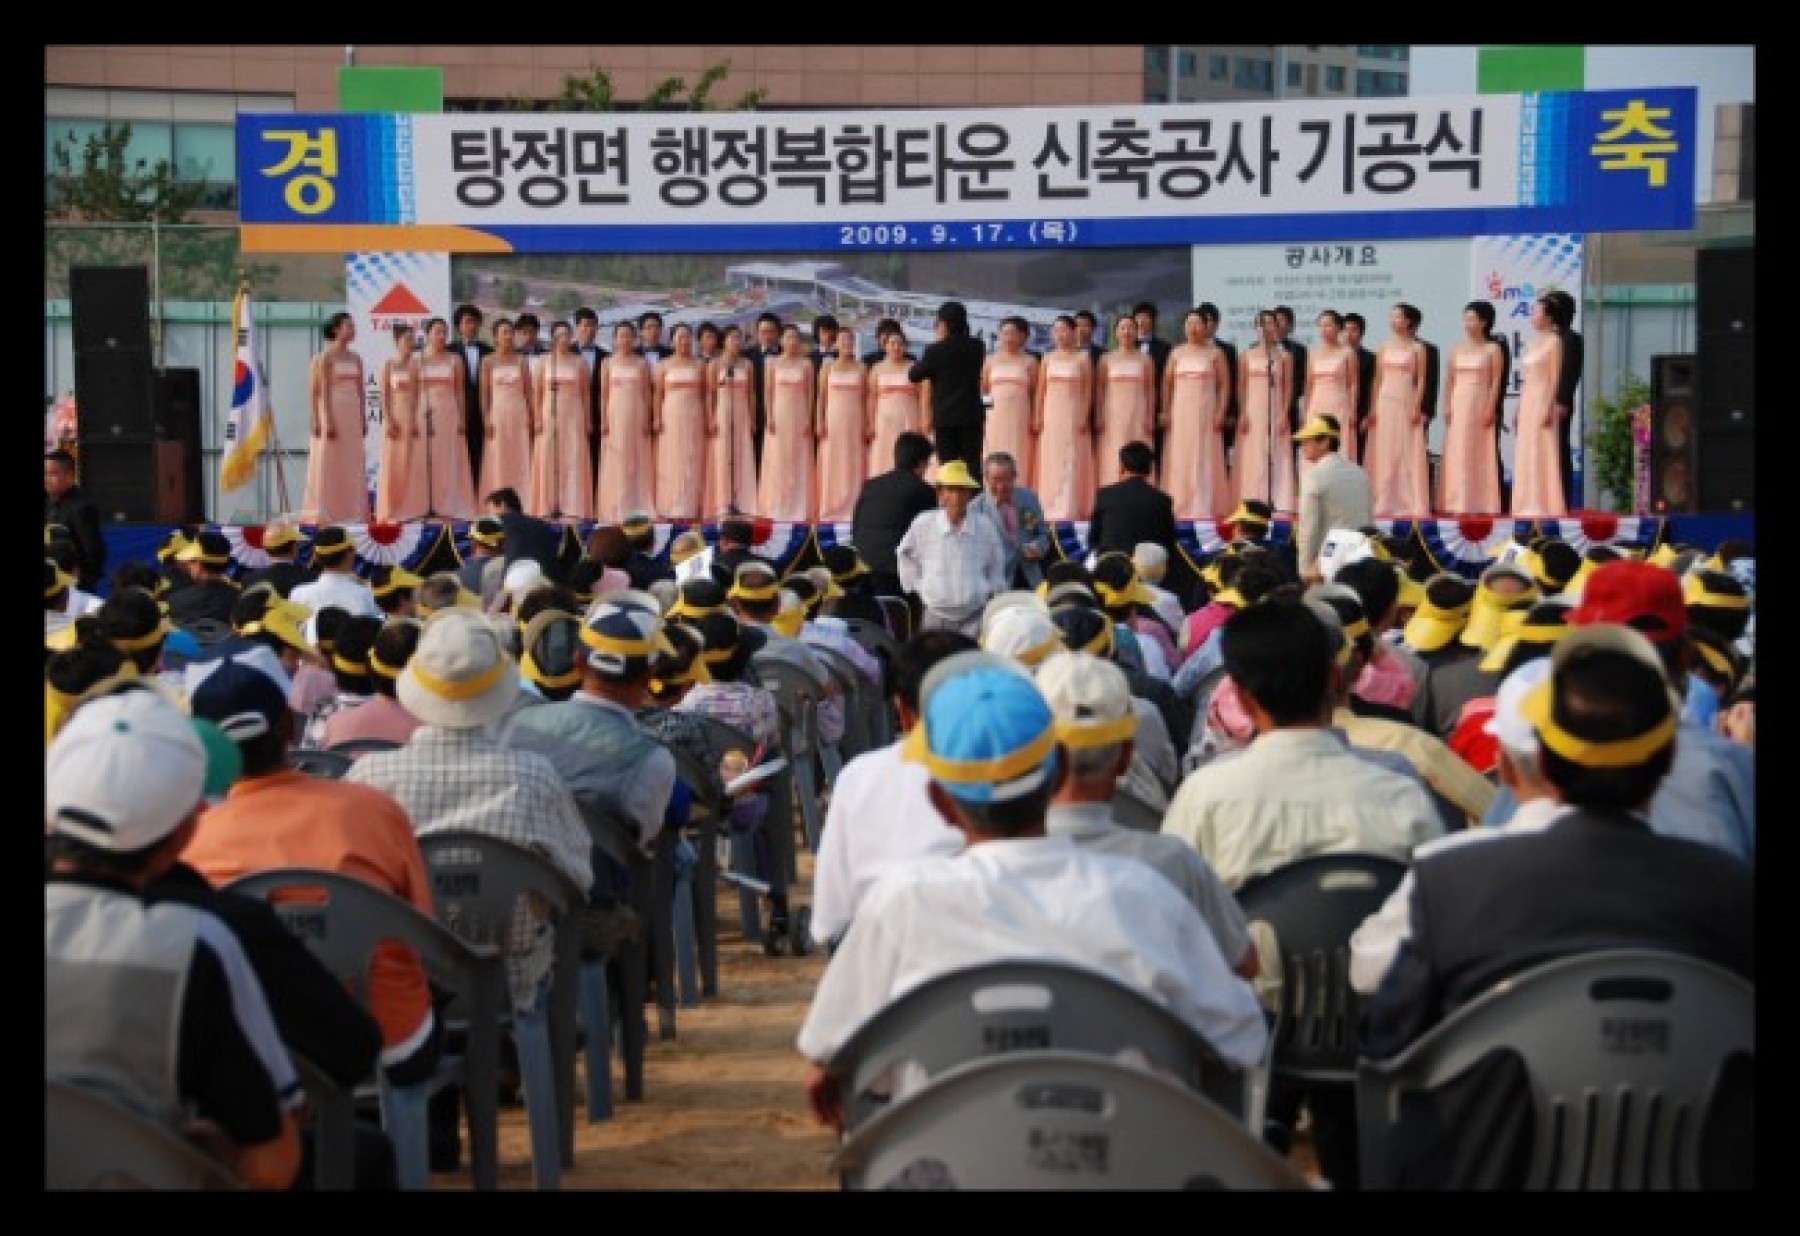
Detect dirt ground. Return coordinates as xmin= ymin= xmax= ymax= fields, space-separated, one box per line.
xmin=455 ymin=864 xmax=838 ymax=1191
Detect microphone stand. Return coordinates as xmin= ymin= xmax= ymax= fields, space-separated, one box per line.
xmin=548 ymin=355 xmax=563 ymax=522
xmin=720 ymin=360 xmax=736 ymax=518
xmin=420 ymin=383 xmax=439 ymax=522
xmin=1266 ymin=344 xmax=1278 ymax=517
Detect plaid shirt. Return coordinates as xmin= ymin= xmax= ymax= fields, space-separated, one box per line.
xmin=347 ymin=727 xmax=594 ymax=1009
xmin=896 ymin=508 xmax=1008 ymax=623
xmin=676 ymin=681 xmax=781 ymax=751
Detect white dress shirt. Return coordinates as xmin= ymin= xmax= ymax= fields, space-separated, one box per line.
xmin=1347 ymin=796 xmax=1570 ymax=995
xmin=290 ymin=570 xmax=384 ymax=622
xmin=796 ymin=834 xmax=1268 ymax=1071
xmin=1160 ymin=727 xmax=1443 ymax=889
xmin=896 ymin=509 xmax=1008 ymax=625
xmin=808 ymin=739 xmax=962 ymax=947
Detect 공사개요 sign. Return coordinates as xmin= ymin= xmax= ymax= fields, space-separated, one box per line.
xmin=238 ymin=88 xmax=1696 ymax=254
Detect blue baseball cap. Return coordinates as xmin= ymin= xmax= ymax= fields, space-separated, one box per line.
xmin=901 ymin=652 xmax=1060 ymax=805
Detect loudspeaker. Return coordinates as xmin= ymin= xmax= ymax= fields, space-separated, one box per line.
xmin=1697 ymin=428 xmax=1753 ymax=514
xmin=1649 ymin=354 xmax=1698 ymax=515
xmin=70 ymin=265 xmax=152 ymax=354
xmin=1697 ymin=332 xmax=1752 ymax=430
xmin=74 ymin=347 xmax=155 ymax=437
xmin=154 ymin=368 xmax=205 ymax=523
xmin=74 ymin=439 xmax=175 ymax=524
xmin=1696 ymin=248 xmax=1753 ymax=336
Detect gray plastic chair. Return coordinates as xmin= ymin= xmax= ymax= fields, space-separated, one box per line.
xmin=823 ymin=958 xmax=1248 ymax=1135
xmin=1356 ymin=948 xmax=1756 ymax=1190
xmin=222 ymin=867 xmax=506 ymax=1190
xmin=754 ymin=657 xmax=824 ymax=866
xmin=323 ymin=736 xmax=403 ymax=760
xmin=416 ymin=832 xmax=586 ymax=1189
xmin=811 ymin=645 xmax=866 ymax=774
xmin=1233 ymin=853 xmax=1409 ymax=1088
xmin=46 ymin=1076 xmax=245 ymax=1190
xmin=831 ymin=1051 xmax=1314 ymax=1191
xmin=685 ymin=714 xmax=761 ymax=952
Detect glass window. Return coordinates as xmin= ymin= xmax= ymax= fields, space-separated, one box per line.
xmin=1234 ymin=57 xmax=1273 ymax=92
xmin=1287 ymin=61 xmax=1303 ymax=89
xmin=1210 ymin=54 xmax=1229 ymax=82
xmin=46 ymin=118 xmax=108 ymax=176
xmin=119 ymin=121 xmax=173 ymax=173
xmin=1326 ymin=65 xmax=1347 ymax=92
xmin=1146 ymin=47 xmax=1167 ymax=73
xmin=1178 ymin=51 xmax=1197 ymax=76
xmin=1357 ymin=69 xmax=1408 ymax=97
xmin=174 ymin=124 xmax=234 ymax=184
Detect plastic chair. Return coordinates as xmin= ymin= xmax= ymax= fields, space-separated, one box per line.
xmin=811 ymin=646 xmax=866 ymax=775
xmin=1108 ymin=787 xmax=1165 ymax=833
xmin=287 ymin=748 xmax=354 ymax=779
xmin=1232 ymin=853 xmax=1408 ymax=1141
xmin=684 ymin=714 xmax=760 ymax=955
xmin=1356 ymin=948 xmax=1756 ymax=1191
xmin=324 ymin=736 xmax=403 ymax=760
xmin=831 ymin=1051 xmax=1314 ymax=1191
xmin=823 ymin=958 xmax=1248 ymax=1136
xmin=416 ymin=832 xmax=586 ymax=1189
xmin=223 ymin=867 xmax=507 ymax=1191
xmin=754 ymin=658 xmax=824 ymax=867
xmin=664 ymin=738 xmax=728 ymax=1009
xmin=46 ymin=1076 xmax=245 ymax=1190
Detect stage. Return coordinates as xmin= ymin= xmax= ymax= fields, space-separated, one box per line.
xmin=101 ymin=511 xmax=1753 ymax=595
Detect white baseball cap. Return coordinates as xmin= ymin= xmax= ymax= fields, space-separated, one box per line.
xmin=1484 ymin=657 xmax=1553 ymax=757
xmin=46 ymin=689 xmax=206 ymax=853
xmin=1034 ymin=651 xmax=1138 ymax=749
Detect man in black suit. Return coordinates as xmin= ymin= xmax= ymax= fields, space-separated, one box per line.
xmin=573 ymin=307 xmax=609 ymax=479
xmin=44 ymin=448 xmax=106 ymax=589
xmin=810 ymin=313 xmax=840 ymax=371
xmin=1273 ymin=305 xmax=1308 ymax=435
xmin=1088 ymin=441 xmax=1176 ymax=560
xmin=483 ymin=486 xmax=566 ymax=581
xmin=453 ymin=304 xmax=492 ymax=486
xmin=708 ymin=514 xmax=761 ymax=592
xmin=749 ymin=311 xmax=783 ymax=476
xmin=1133 ymin=301 xmax=1173 ymax=468
xmin=909 ymin=300 xmax=987 ymax=473
xmin=1361 ymin=625 xmax=1754 ymax=1189
xmin=1342 ymin=312 xmax=1377 ymax=464
xmin=1545 ymin=289 xmax=1584 ymax=507
xmin=850 ymin=431 xmax=937 ymax=602
xmin=1200 ymin=302 xmax=1240 ymax=458
xmin=637 ymin=309 xmax=674 ymax=373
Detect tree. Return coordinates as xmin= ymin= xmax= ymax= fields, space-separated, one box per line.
xmin=46 ymin=122 xmax=205 ymax=223
xmin=506 ymin=61 xmax=766 ymax=113
xmin=1586 ymin=371 xmax=1651 ymax=513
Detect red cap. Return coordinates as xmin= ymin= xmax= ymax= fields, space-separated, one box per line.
xmin=1570 ymin=561 xmax=1688 ymax=643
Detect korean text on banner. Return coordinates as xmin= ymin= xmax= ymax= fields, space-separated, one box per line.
xmin=220 ymin=288 xmax=273 ymax=495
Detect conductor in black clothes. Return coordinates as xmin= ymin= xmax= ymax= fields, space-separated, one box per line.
xmin=44 ymin=448 xmax=106 ymax=589
xmin=908 ymin=301 xmax=987 ymax=473
xmin=1088 ymin=440 xmax=1177 ymax=560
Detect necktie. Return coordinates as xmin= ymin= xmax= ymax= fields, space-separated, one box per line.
xmin=1001 ymin=501 xmax=1018 ymax=537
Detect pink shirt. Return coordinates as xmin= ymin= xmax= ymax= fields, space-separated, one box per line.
xmin=1182 ymin=601 xmax=1236 ymax=658
xmin=1353 ymin=646 xmax=1418 ymax=710
xmin=319 ymin=694 xmax=423 ymax=749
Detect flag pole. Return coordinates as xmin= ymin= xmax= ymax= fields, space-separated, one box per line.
xmin=241 ymin=270 xmax=296 ymax=521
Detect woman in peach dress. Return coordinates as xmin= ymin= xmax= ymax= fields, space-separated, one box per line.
xmin=1033 ymin=314 xmax=1096 ymax=522
xmin=376 ymin=322 xmax=427 ymax=522
xmin=814 ymin=328 xmax=868 ymax=522
xmin=1509 ymin=295 xmax=1568 ymax=518
xmin=758 ymin=324 xmax=817 ymax=521
xmin=981 ymin=316 xmax=1039 ymax=488
xmin=706 ymin=324 xmax=758 ymax=517
xmin=529 ymin=320 xmax=594 ymax=520
xmin=1236 ymin=310 xmax=1295 ymax=513
xmin=416 ymin=316 xmax=477 ymax=519
xmin=1095 ymin=314 xmax=1156 ymax=488
xmin=477 ymin=317 xmax=534 ymax=509
xmin=303 ymin=312 xmax=370 ymax=524
xmin=1302 ymin=309 xmax=1360 ymax=467
xmin=1438 ymin=301 xmax=1505 ymax=514
xmin=654 ymin=322 xmax=708 ymax=522
xmin=1366 ymin=302 xmax=1434 ymax=518
xmin=1159 ymin=307 xmax=1232 ymax=520
xmin=866 ymin=328 xmax=924 ymax=479
xmin=596 ymin=320 xmax=657 ymax=522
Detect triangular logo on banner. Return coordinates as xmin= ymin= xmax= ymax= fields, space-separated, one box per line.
xmin=370 ymin=283 xmax=432 ymax=315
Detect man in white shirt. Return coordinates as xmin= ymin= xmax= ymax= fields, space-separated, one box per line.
xmin=288 ymin=526 xmax=381 ymax=622
xmin=807 ymin=630 xmax=975 ymax=951
xmin=896 ymin=459 xmax=1008 ymax=639
xmin=1293 ymin=415 xmax=1373 ymax=586
xmin=798 ymin=651 xmax=1267 ymax=1131
xmin=1348 ymin=659 xmax=1563 ymax=995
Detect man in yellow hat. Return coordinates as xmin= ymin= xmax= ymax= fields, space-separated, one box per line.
xmin=896 ymin=458 xmax=1009 ymax=638
xmin=1293 ymin=414 xmax=1373 ymax=586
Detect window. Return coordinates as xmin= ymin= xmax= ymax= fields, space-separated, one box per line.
xmin=1234 ymin=57 xmax=1273 ymax=92
xmin=1326 ymin=65 xmax=1347 ymax=92
xmin=1357 ymin=45 xmax=1408 ymax=61
xmin=1357 ymin=69 xmax=1408 ymax=97
xmin=1178 ymin=51 xmax=1197 ymax=77
xmin=47 ymin=118 xmax=237 ymax=210
xmin=1287 ymin=61 xmax=1303 ymax=89
xmin=1210 ymin=55 xmax=1229 ymax=82
xmin=1146 ymin=47 xmax=1167 ymax=74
